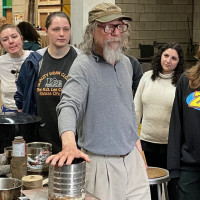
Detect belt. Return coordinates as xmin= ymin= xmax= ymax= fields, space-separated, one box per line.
xmin=118 ymin=152 xmax=130 ymax=158
xmin=82 ymin=149 xmax=130 ymax=159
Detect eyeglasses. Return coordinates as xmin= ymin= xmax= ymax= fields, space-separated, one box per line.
xmin=98 ymin=23 xmax=129 ymax=34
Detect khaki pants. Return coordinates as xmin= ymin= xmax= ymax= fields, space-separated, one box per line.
xmin=84 ymin=147 xmax=151 ymax=200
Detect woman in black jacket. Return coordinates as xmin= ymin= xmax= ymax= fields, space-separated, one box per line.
xmin=168 ymin=48 xmax=200 ymax=200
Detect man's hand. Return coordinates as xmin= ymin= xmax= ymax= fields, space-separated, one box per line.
xmin=46 ymin=131 xmax=90 ymax=167
xmin=135 ymin=139 xmax=148 ymax=169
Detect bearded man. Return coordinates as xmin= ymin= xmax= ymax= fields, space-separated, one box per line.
xmin=46 ymin=3 xmax=150 ymax=200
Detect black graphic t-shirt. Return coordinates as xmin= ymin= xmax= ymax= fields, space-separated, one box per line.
xmin=36 ymin=47 xmax=77 ymax=153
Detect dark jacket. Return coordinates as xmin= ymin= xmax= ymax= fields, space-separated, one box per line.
xmin=167 ymin=73 xmax=200 ymax=178
xmin=14 ymin=51 xmax=43 ymax=115
xmin=23 ymin=41 xmax=41 ymax=51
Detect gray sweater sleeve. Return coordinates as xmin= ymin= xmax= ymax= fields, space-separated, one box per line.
xmin=56 ymin=59 xmax=88 ymax=136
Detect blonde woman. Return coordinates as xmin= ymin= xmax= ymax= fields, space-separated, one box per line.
xmin=0 ymin=24 xmax=32 ymax=112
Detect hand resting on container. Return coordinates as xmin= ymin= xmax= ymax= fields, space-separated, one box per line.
xmin=46 ymin=131 xmax=90 ymax=167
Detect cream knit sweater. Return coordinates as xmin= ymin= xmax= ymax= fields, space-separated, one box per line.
xmin=134 ymin=70 xmax=176 ymax=144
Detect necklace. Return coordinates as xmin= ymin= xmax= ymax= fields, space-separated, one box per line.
xmin=10 ymin=53 xmax=24 ymax=80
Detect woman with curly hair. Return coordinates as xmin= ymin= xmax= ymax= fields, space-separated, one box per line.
xmin=134 ymin=42 xmax=185 ymax=200
xmin=167 ymin=47 xmax=200 ymax=200
xmin=17 ymin=21 xmax=41 ymax=51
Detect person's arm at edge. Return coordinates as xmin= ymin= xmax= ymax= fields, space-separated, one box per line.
xmin=14 ymin=59 xmax=27 ymax=111
xmin=167 ymin=76 xmax=184 ymax=179
xmin=134 ymin=71 xmax=146 ymax=125
xmin=126 ymin=55 xmax=143 ymax=96
xmin=135 ymin=139 xmax=148 ymax=169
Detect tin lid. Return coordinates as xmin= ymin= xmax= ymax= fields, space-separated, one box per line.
xmin=14 ymin=136 xmax=24 ymax=140
xmin=0 ymin=113 xmax=41 ymax=124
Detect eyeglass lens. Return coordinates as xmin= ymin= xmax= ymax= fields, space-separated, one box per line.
xmin=104 ymin=24 xmax=128 ymax=33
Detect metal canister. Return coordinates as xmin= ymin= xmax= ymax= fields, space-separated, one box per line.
xmin=48 ymin=158 xmax=86 ymax=200
xmin=12 ymin=136 xmax=26 ymax=157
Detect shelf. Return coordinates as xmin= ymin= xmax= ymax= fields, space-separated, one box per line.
xmin=37 ymin=0 xmax=61 ymax=5
xmin=2 ymin=0 xmax=12 ymax=19
xmin=3 ymin=6 xmax=12 ymax=9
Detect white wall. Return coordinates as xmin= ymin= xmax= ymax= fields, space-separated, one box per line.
xmin=71 ymin=0 xmax=115 ymax=47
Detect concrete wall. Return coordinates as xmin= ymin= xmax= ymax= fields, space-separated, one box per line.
xmin=193 ymin=0 xmax=200 ymax=45
xmin=116 ymin=0 xmax=194 ymax=58
xmin=0 ymin=0 xmax=199 ymax=60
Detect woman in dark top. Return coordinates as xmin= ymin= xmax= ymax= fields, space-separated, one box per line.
xmin=15 ymin=12 xmax=79 ymax=153
xmin=17 ymin=21 xmax=41 ymax=51
xmin=168 ymin=48 xmax=200 ymax=200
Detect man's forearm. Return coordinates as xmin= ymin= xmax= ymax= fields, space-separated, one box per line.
xmin=61 ymin=130 xmax=77 ymax=149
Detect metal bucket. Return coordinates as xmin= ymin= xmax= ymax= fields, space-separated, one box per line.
xmin=48 ymin=158 xmax=86 ymax=200
xmin=27 ymin=142 xmax=52 ymax=174
xmin=0 ymin=178 xmax=22 ymax=200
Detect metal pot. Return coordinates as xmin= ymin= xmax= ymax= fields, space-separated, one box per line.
xmin=27 ymin=142 xmax=52 ymax=174
xmin=0 ymin=113 xmax=41 ymax=153
xmin=0 ymin=178 xmax=22 ymax=200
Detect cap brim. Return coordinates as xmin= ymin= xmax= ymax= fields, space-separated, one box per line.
xmin=96 ymin=14 xmax=132 ymax=23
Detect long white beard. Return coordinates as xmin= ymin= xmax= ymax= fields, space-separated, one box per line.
xmin=103 ymin=39 xmax=122 ymax=64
